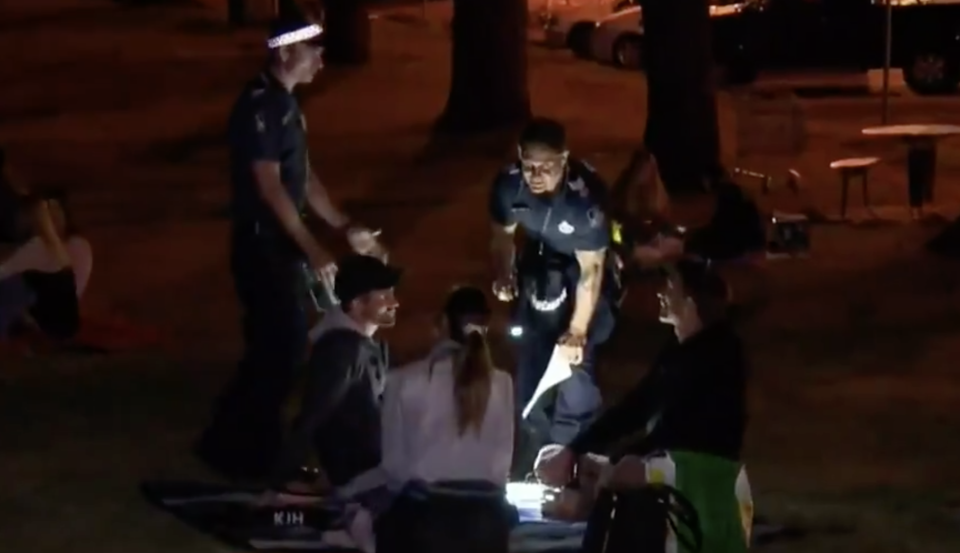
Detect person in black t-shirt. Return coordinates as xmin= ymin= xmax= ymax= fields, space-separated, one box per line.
xmin=535 ymin=259 xmax=747 ymax=496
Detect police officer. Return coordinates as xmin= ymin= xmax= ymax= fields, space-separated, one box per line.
xmin=488 ymin=118 xmax=619 ymax=471
xmin=197 ymin=14 xmax=383 ymax=481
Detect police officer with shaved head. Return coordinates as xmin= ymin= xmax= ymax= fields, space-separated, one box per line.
xmin=197 ymin=13 xmax=384 ymax=481
xmin=489 ymin=117 xmax=620 ymax=474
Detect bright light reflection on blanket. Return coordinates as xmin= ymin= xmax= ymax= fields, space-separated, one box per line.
xmin=507 ymin=482 xmax=550 ymax=522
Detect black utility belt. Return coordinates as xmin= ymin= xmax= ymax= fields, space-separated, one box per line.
xmin=233 ymin=219 xmax=293 ymax=241
xmin=232 ymin=220 xmax=304 ymax=257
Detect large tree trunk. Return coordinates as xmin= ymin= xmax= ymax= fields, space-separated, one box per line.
xmin=436 ymin=0 xmax=531 ymax=133
xmin=321 ymin=0 xmax=372 ymax=66
xmin=229 ymin=0 xmax=276 ymax=24
xmin=641 ymin=0 xmax=722 ymax=195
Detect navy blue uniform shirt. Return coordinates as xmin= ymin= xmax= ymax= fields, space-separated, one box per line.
xmin=488 ymin=158 xmax=610 ymax=256
xmin=228 ymin=72 xmax=310 ymax=233
xmin=489 ymin=159 xmax=621 ymax=313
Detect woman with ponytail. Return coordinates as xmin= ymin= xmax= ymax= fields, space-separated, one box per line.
xmin=375 ymin=286 xmax=515 ymax=553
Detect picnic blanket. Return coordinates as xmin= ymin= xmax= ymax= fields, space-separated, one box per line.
xmin=141 ymin=480 xmax=803 ymax=552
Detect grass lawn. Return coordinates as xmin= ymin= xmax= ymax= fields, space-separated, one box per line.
xmin=3 ymin=1 xmax=960 ymax=552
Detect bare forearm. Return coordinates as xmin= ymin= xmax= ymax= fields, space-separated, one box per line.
xmin=264 ymin=183 xmax=319 ymax=257
xmin=307 ymin=172 xmax=349 ymax=230
xmin=490 ymin=229 xmax=516 ymax=276
xmin=31 ymin=201 xmax=71 ymax=268
xmin=570 ymin=251 xmax=605 ymax=334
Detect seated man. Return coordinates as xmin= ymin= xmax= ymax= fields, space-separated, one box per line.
xmin=0 ymin=151 xmax=92 ymax=343
xmin=265 ymin=254 xmax=399 ymax=549
xmin=536 ymin=259 xmax=751 ymax=553
xmin=269 ymin=253 xmax=400 ymax=492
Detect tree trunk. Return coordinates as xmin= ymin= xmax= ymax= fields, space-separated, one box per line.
xmin=323 ymin=0 xmax=372 ymax=66
xmin=436 ymin=0 xmax=531 ymax=133
xmin=640 ymin=0 xmax=722 ymax=195
xmin=228 ymin=0 xmax=248 ymax=25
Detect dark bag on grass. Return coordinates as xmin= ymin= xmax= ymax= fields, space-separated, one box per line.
xmin=581 ymin=485 xmax=703 ymax=553
xmin=686 ymin=181 xmax=765 ymax=262
xmin=376 ymin=481 xmax=515 ymax=553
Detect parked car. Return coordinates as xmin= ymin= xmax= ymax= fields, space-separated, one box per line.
xmin=589 ymin=2 xmax=745 ymax=68
xmin=586 ymin=0 xmax=960 ymax=95
xmin=540 ymin=0 xmax=638 ymax=57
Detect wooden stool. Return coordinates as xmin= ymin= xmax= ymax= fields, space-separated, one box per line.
xmin=829 ymin=157 xmax=880 ymax=219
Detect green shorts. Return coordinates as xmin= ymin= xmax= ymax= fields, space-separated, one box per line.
xmin=642 ymin=450 xmax=752 ymax=553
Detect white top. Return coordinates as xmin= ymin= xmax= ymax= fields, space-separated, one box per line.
xmin=381 ymin=340 xmax=515 ymax=487
xmin=862 ymin=124 xmax=960 ymax=138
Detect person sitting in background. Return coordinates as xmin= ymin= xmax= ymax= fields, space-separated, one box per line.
xmin=609 ymin=147 xmax=671 ymax=227
xmin=685 ymin=177 xmax=765 ymax=262
xmin=337 ymin=286 xmax=515 ymax=553
xmin=0 ymin=149 xmax=92 ymax=344
xmin=607 ymin=147 xmax=686 ymax=275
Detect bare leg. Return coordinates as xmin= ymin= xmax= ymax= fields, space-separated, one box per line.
xmin=0 ymin=235 xmax=92 ymax=297
xmin=64 ymin=236 xmax=92 ymax=296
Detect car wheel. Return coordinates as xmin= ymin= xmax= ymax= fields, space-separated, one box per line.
xmin=567 ymin=22 xmax=595 ymax=59
xmin=904 ymin=51 xmax=960 ymax=95
xmin=613 ymin=34 xmax=643 ymax=69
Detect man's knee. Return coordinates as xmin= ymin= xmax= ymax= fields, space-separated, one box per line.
xmin=556 ymin=370 xmax=601 ymax=414
xmin=64 ymin=236 xmax=92 ymax=296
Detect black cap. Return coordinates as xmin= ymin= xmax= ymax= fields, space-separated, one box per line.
xmin=444 ymin=286 xmax=491 ymax=318
xmin=334 ymin=254 xmax=402 ymax=306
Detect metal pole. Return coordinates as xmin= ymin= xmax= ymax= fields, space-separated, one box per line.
xmin=881 ymin=0 xmax=893 ymax=124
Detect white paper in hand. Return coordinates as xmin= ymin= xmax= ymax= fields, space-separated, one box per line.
xmin=522 ymin=345 xmax=573 ymax=419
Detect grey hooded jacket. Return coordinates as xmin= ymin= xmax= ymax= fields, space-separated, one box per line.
xmin=270 ymin=308 xmax=390 ymax=489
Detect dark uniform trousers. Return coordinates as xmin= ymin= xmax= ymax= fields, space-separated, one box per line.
xmin=201 ymin=224 xmax=308 ymax=475
xmin=512 ymin=251 xmax=618 ymax=473
xmin=514 ymin=295 xmax=615 ymax=450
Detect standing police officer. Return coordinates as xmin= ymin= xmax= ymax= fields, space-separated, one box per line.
xmin=197 ymin=15 xmax=383 ymax=481
xmin=488 ymin=118 xmax=619 ymax=472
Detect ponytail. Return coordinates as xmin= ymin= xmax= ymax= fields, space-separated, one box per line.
xmin=453 ymin=326 xmax=494 ymax=436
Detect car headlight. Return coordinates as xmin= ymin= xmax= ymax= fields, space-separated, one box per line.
xmin=509 ymin=325 xmax=524 ymax=338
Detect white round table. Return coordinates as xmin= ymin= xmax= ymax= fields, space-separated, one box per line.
xmin=862 ymin=124 xmax=960 ymax=209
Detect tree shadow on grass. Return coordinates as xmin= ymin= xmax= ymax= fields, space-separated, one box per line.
xmin=0 ymin=5 xmax=120 ymax=33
